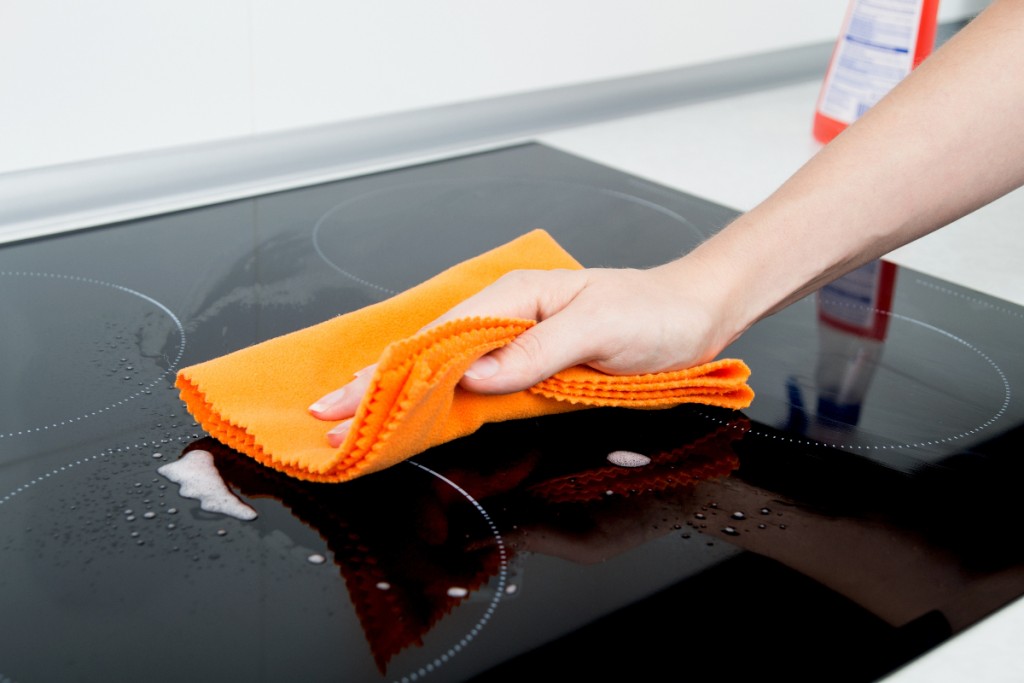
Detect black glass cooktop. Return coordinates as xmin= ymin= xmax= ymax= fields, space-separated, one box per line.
xmin=2 ymin=143 xmax=1023 ymax=683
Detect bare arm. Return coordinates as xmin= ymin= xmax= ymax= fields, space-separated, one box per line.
xmin=310 ymin=0 xmax=1024 ymax=443
xmin=687 ymin=0 xmax=1024 ymax=333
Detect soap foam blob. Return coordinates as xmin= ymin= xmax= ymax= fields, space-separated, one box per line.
xmin=606 ymin=450 xmax=651 ymax=468
xmin=157 ymin=450 xmax=258 ymax=521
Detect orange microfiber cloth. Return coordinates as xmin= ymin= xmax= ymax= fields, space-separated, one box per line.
xmin=176 ymin=229 xmax=754 ymax=483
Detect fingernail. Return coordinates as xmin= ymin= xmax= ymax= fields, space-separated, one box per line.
xmin=309 ymin=386 xmax=349 ymax=414
xmin=464 ymin=355 xmax=500 ymax=380
xmin=327 ymin=420 xmax=352 ymax=448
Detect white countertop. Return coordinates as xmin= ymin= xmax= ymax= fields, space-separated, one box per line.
xmin=537 ymin=79 xmax=1024 ymax=682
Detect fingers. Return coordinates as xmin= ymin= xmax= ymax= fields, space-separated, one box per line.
xmin=310 ymin=366 xmax=371 ymax=448
xmin=308 ymin=365 xmax=375 ymax=420
xmin=463 ymin=275 xmax=639 ymax=394
xmin=310 ymin=267 xmax=628 ymax=444
xmin=308 ymin=269 xmax=582 ymax=420
xmin=456 ymin=299 xmax=604 ymax=394
xmin=435 ymin=269 xmax=596 ymax=394
xmin=326 ymin=419 xmax=352 ymax=448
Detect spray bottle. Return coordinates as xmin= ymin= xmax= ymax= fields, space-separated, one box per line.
xmin=813 ymin=0 xmax=940 ymax=143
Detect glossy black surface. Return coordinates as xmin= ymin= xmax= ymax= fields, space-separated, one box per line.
xmin=2 ymin=143 xmax=1023 ymax=683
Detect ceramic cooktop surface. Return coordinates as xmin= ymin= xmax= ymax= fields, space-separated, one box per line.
xmin=2 ymin=143 xmax=1023 ymax=683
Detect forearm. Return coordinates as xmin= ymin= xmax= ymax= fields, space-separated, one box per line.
xmin=311 ymin=0 xmax=1024 ymax=415
xmin=663 ymin=0 xmax=1024 ymax=344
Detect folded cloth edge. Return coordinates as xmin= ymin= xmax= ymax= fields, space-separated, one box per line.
xmin=325 ymin=315 xmax=753 ymax=481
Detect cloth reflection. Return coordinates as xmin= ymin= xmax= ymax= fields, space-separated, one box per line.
xmin=181 ymin=393 xmax=1024 ymax=676
xmin=182 ymin=407 xmax=747 ymax=673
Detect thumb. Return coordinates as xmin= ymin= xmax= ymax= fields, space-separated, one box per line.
xmin=458 ymin=312 xmax=597 ymax=394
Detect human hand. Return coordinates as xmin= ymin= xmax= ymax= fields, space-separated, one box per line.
xmin=308 ymin=263 xmax=740 ymax=446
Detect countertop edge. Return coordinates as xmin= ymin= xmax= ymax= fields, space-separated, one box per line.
xmin=0 ymin=42 xmax=832 ymax=245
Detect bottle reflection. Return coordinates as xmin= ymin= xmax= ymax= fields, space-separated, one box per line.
xmin=788 ymin=259 xmax=898 ymax=440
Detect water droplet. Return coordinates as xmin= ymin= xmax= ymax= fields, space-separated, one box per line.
xmin=376 ymin=582 xmax=391 ymax=590
xmin=143 ymin=512 xmax=156 ymax=520
xmin=760 ymin=507 xmax=771 ymax=515
xmin=695 ymin=513 xmax=706 ymax=520
xmin=723 ymin=526 xmax=740 ymax=536
xmin=216 ymin=529 xmax=227 ymax=536
xmin=779 ymin=524 xmax=787 ymax=530
xmin=447 ymin=586 xmax=469 ymax=598
xmin=125 ymin=515 xmax=136 ymax=522
xmin=167 ymin=508 xmax=177 ymax=515
xmin=151 ymin=452 xmax=163 ymax=459
xmin=307 ymin=553 xmax=327 ymax=565
xmin=758 ymin=523 xmax=767 ymax=529
xmin=731 ymin=511 xmax=746 ymax=520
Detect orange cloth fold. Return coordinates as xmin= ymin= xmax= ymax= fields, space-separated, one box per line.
xmin=176 ymin=229 xmax=754 ymax=483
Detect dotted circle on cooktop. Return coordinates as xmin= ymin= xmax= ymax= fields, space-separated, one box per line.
xmin=0 ymin=272 xmax=186 ymax=439
xmin=312 ymin=178 xmax=706 ymax=297
xmin=0 ymin=443 xmax=507 ymax=683
xmin=395 ymin=460 xmax=509 ymax=683
xmin=710 ymin=299 xmax=1010 ymax=452
xmin=0 ymin=438 xmax=179 ymax=509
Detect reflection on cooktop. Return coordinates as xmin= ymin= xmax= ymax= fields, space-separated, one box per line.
xmin=311 ymin=178 xmax=705 ymax=297
xmin=719 ymin=281 xmax=1010 ymax=455
xmin=180 ymin=409 xmax=749 ymax=678
xmin=1 ymin=142 xmax=1024 ymax=683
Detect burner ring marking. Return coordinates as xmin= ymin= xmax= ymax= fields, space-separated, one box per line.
xmin=0 ymin=272 xmax=186 ymax=440
xmin=703 ymin=305 xmax=1011 ymax=452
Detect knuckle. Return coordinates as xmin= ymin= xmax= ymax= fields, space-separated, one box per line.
xmin=492 ymin=269 xmax=538 ymax=290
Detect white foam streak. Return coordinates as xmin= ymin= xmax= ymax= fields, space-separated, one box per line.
xmin=157 ymin=449 xmax=258 ymax=521
xmin=606 ymin=450 xmax=651 ymax=468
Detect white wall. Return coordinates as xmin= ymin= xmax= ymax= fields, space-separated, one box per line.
xmin=0 ymin=0 xmax=986 ymax=176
